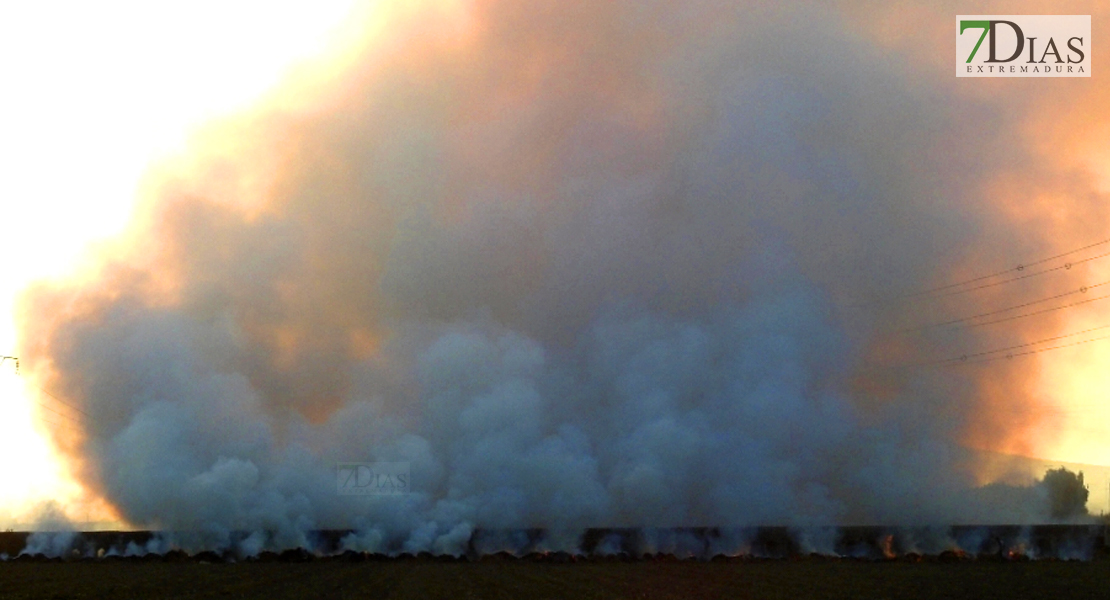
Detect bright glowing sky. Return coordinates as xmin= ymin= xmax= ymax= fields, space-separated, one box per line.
xmin=0 ymin=0 xmax=366 ymax=527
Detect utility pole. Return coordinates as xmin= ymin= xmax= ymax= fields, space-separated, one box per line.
xmin=0 ymin=356 xmax=17 ymax=374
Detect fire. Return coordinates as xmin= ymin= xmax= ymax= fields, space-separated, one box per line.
xmin=880 ymin=534 xmax=896 ymax=559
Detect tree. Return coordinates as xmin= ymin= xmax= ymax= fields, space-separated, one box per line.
xmin=1041 ymin=467 xmax=1088 ymax=520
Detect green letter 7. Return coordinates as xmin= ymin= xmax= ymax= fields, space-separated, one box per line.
xmin=960 ymin=20 xmax=990 ymax=63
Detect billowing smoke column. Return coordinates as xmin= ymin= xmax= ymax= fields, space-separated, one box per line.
xmin=16 ymin=0 xmax=1100 ymax=553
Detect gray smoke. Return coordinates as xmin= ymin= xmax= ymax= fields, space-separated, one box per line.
xmin=18 ymin=0 xmax=1102 ymax=553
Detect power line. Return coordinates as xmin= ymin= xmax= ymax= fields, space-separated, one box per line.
xmin=853 ymin=238 xmax=1110 ymax=308
xmin=936 ymin=323 xmax=1110 ymax=365
xmin=900 ymin=281 xmax=1110 ymax=333
xmin=861 ymin=237 xmax=1110 ymax=373
xmin=1 ymin=379 xmax=82 ymax=435
xmin=912 ymin=249 xmax=1110 ymax=302
xmin=967 ymin=291 xmax=1110 ymax=328
xmin=959 ymin=332 xmax=1110 ymax=365
xmin=1 ymin=357 xmax=89 ymax=425
xmin=25 ymin=382 xmax=91 ymax=419
xmin=898 ymin=238 xmax=1110 ymax=301
xmin=989 ymin=404 xmax=1110 ymax=415
xmin=880 ymin=323 xmax=1110 ymax=369
xmin=32 ymin=397 xmax=83 ymax=424
xmin=30 ymin=413 xmax=82 ymax=435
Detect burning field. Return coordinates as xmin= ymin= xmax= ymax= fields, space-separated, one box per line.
xmin=3 ymin=527 xmax=1110 ymax=599
xmin=2 ymin=525 xmax=1108 ymax=562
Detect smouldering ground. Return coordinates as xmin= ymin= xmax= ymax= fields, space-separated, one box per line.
xmin=2 ymin=559 xmax=1110 ymax=599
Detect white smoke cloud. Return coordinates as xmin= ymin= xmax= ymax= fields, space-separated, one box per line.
xmin=17 ymin=0 xmax=1101 ymax=553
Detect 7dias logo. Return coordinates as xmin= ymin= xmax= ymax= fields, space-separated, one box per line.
xmin=957 ymin=15 xmax=1090 ymax=77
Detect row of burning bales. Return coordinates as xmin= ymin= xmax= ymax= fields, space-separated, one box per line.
xmin=0 ymin=526 xmax=1105 ymax=563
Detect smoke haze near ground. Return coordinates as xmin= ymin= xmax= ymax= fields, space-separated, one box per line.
xmin=16 ymin=1 xmax=1110 ymax=550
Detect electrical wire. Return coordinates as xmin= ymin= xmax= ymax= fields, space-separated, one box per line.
xmin=876 ymin=323 xmax=1110 ymax=370
xmin=853 ymin=238 xmax=1110 ymax=308
xmin=25 ymin=382 xmax=91 ymax=419
xmin=966 ymin=291 xmax=1110 ymax=328
xmin=900 ymin=281 xmax=1110 ymax=333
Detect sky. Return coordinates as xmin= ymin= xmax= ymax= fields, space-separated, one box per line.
xmin=1 ymin=0 xmax=1109 ymax=536
xmin=0 ymin=0 xmax=366 ymax=526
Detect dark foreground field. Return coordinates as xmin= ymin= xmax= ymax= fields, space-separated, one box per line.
xmin=3 ymin=559 xmax=1110 ymax=599
xmin=3 ymin=526 xmax=1108 ymax=599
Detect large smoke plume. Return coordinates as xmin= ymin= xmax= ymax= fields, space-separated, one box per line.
xmin=17 ymin=0 xmax=1110 ymax=553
